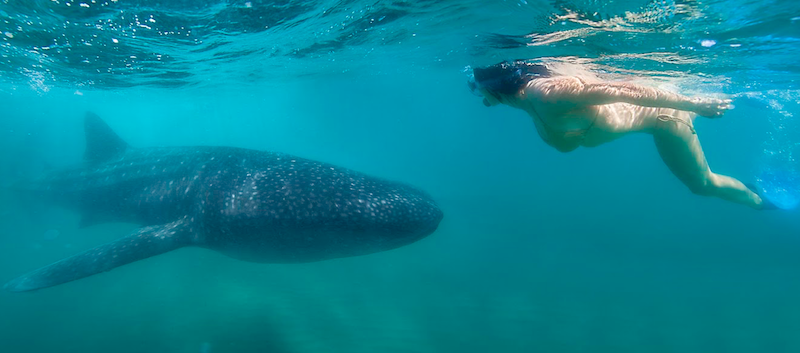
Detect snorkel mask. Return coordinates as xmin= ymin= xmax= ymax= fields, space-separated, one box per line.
xmin=466 ymin=69 xmax=482 ymax=97
xmin=465 ymin=67 xmax=497 ymax=107
xmin=467 ymin=61 xmax=551 ymax=106
xmin=467 ymin=77 xmax=494 ymax=106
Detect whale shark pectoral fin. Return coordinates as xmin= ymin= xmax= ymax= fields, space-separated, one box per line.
xmin=4 ymin=218 xmax=194 ymax=292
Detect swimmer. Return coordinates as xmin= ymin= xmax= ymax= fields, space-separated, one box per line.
xmin=468 ymin=60 xmax=776 ymax=210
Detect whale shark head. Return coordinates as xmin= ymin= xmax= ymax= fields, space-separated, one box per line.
xmin=316 ymin=185 xmax=444 ymax=257
xmin=204 ymin=165 xmax=444 ymax=262
xmin=357 ymin=184 xmax=443 ymax=249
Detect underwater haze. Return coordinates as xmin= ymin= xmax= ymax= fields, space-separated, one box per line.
xmin=2 ymin=0 xmax=800 ymax=352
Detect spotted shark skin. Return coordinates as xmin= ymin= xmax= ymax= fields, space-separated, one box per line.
xmin=4 ymin=113 xmax=442 ymax=292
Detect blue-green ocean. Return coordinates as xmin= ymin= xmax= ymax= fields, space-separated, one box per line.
xmin=1 ymin=0 xmax=800 ymax=352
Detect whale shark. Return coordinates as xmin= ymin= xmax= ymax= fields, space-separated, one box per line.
xmin=4 ymin=113 xmax=443 ymax=292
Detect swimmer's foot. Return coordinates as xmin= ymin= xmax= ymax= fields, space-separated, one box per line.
xmin=745 ymin=183 xmax=780 ymax=210
xmin=760 ymin=197 xmax=780 ymax=210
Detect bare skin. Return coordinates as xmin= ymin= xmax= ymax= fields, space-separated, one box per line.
xmin=479 ymin=75 xmax=769 ymax=209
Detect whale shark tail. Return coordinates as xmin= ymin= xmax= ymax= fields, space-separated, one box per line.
xmin=5 ymin=112 xmax=128 ymax=221
xmin=4 ymin=218 xmax=195 ymax=292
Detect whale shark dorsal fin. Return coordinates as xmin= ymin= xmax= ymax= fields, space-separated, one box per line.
xmin=3 ymin=218 xmax=194 ymax=292
xmin=84 ymin=112 xmax=129 ymax=163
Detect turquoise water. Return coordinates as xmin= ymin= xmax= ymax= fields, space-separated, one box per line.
xmin=1 ymin=1 xmax=800 ymax=352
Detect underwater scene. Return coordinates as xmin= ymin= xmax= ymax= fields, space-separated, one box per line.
xmin=1 ymin=0 xmax=800 ymax=352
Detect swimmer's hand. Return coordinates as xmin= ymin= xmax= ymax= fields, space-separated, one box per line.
xmin=690 ymin=97 xmax=733 ymax=118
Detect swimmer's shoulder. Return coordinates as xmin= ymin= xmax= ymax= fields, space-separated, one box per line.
xmin=523 ymin=76 xmax=590 ymax=106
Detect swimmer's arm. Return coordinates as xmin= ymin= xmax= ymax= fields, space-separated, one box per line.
xmin=529 ymin=77 xmax=731 ymax=117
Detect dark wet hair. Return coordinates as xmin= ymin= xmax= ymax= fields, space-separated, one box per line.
xmin=472 ymin=60 xmax=550 ymax=96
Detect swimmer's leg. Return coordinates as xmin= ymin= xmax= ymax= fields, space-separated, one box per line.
xmin=650 ymin=111 xmax=766 ymax=209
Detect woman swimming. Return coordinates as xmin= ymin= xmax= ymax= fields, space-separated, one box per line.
xmin=468 ymin=60 xmax=776 ymax=210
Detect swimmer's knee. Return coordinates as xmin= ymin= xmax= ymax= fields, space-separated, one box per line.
xmin=686 ymin=179 xmax=713 ymax=196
